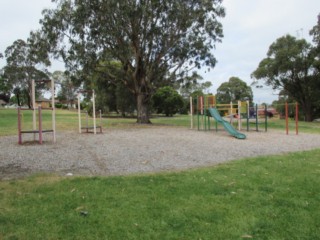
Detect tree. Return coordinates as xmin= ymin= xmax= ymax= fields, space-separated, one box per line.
xmin=91 ymin=60 xmax=136 ymax=115
xmin=179 ymin=72 xmax=213 ymax=98
xmin=216 ymin=77 xmax=253 ymax=104
xmin=251 ymin=35 xmax=320 ymax=121
xmin=3 ymin=39 xmax=50 ymax=108
xmin=310 ymin=13 xmax=320 ymax=48
xmin=0 ymin=72 xmax=11 ymax=104
xmin=152 ymin=86 xmax=184 ymax=116
xmin=39 ymin=0 xmax=225 ymax=123
xmin=53 ymin=71 xmax=79 ymax=108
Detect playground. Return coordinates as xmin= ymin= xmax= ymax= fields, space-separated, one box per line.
xmin=1 ymin=126 xmax=320 ymax=180
xmin=0 ymin=90 xmax=318 ymax=179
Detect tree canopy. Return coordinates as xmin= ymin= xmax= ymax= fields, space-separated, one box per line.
xmin=39 ymin=0 xmax=225 ymax=123
xmin=251 ymin=34 xmax=320 ymax=121
xmin=216 ymin=77 xmax=253 ymax=104
xmin=3 ymin=39 xmax=50 ymax=107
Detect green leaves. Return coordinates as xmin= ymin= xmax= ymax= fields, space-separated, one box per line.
xmin=216 ymin=77 xmax=253 ymax=104
xmin=39 ymin=0 xmax=225 ymax=122
xmin=252 ymin=32 xmax=320 ymax=121
xmin=152 ymin=86 xmax=184 ymax=116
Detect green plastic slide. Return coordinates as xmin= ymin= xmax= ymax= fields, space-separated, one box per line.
xmin=208 ymin=108 xmax=246 ymax=139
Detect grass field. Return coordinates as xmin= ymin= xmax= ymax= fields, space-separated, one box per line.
xmin=1 ymin=108 xmax=320 ymax=239
xmin=1 ymin=108 xmax=320 ymax=136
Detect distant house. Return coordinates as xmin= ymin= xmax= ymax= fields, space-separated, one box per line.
xmin=35 ymin=97 xmax=51 ymax=108
xmin=257 ymin=107 xmax=278 ymax=117
xmin=0 ymin=99 xmax=6 ymax=107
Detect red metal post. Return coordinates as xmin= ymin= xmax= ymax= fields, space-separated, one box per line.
xmin=285 ymin=102 xmax=289 ymax=135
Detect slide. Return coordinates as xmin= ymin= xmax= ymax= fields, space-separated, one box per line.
xmin=208 ymin=108 xmax=246 ymax=139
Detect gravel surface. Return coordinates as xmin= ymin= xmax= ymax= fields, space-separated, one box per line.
xmin=1 ymin=126 xmax=320 ymax=180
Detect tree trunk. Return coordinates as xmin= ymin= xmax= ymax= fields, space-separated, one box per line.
xmin=136 ymin=93 xmax=151 ymax=124
xmin=16 ymin=93 xmax=21 ymax=106
xmin=304 ymin=107 xmax=313 ymax=122
xmin=301 ymin=102 xmax=313 ymax=122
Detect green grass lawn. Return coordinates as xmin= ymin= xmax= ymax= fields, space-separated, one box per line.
xmin=1 ymin=108 xmax=320 ymax=136
xmin=1 ymin=149 xmax=320 ymax=239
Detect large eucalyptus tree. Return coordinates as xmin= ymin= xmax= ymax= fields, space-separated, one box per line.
xmin=3 ymin=38 xmax=50 ymax=108
xmin=39 ymin=0 xmax=225 ymax=123
xmin=251 ymin=35 xmax=320 ymax=121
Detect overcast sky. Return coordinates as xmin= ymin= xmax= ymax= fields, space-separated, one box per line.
xmin=1 ymin=0 xmax=319 ymax=103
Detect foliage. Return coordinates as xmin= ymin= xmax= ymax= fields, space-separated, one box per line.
xmin=39 ymin=0 xmax=225 ymax=123
xmin=178 ymin=71 xmax=213 ymax=98
xmin=251 ymin=34 xmax=320 ymax=121
xmin=216 ymin=77 xmax=253 ymax=104
xmin=0 ymin=73 xmax=11 ymax=103
xmin=115 ymin=82 xmax=136 ymax=117
xmin=91 ymin=61 xmax=136 ymax=116
xmin=309 ymin=13 xmax=320 ymax=48
xmin=2 ymin=38 xmax=50 ymax=108
xmin=152 ymin=86 xmax=184 ymax=116
xmin=1 ymin=149 xmax=320 ymax=239
xmin=52 ymin=71 xmax=79 ymax=109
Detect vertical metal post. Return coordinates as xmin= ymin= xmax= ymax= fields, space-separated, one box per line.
xmin=265 ymin=104 xmax=268 ymax=132
xmin=197 ymin=97 xmax=200 ymax=131
xmin=92 ymin=90 xmax=97 ymax=134
xmin=255 ymin=104 xmax=258 ymax=132
xmin=200 ymin=96 xmax=204 ymax=130
xmin=86 ymin=111 xmax=89 ymax=133
xmin=190 ymin=96 xmax=193 ymax=130
xmin=51 ymin=78 xmax=56 ymax=143
xmin=215 ymin=119 xmax=218 ymax=132
xmin=246 ymin=100 xmax=249 ymax=132
xmin=296 ymin=102 xmax=299 ymax=135
xmin=203 ymin=96 xmax=208 ymax=131
xmin=285 ymin=102 xmax=289 ymax=135
xmin=78 ymin=93 xmax=81 ymax=133
xmin=32 ymin=80 xmax=36 ymax=140
xmin=39 ymin=106 xmax=43 ymax=144
xmin=99 ymin=110 xmax=102 ymax=133
xmin=18 ymin=107 xmax=22 ymax=144
xmin=238 ymin=101 xmax=241 ymax=131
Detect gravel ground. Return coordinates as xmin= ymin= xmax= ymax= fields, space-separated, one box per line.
xmin=1 ymin=126 xmax=320 ymax=180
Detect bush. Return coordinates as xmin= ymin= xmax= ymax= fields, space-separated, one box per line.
xmin=55 ymin=103 xmax=63 ymax=109
xmin=152 ymin=86 xmax=184 ymax=116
